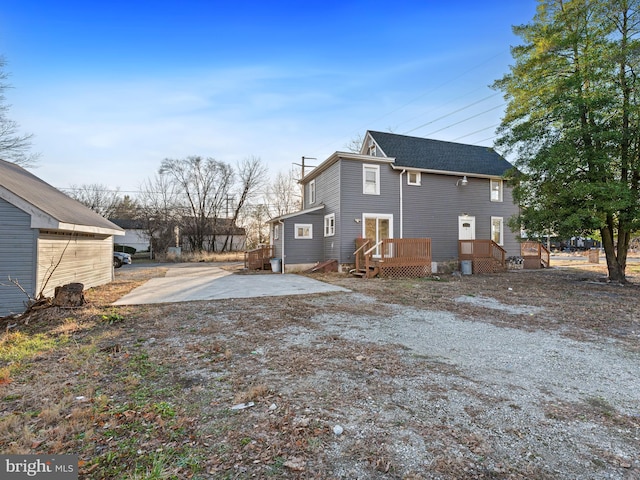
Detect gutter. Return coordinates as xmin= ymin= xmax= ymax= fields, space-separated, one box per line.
xmin=278 ymin=219 xmax=285 ymax=274
xmin=399 ymin=169 xmax=405 ymax=238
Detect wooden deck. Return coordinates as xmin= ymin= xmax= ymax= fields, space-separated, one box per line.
xmin=353 ymin=238 xmax=432 ymax=278
xmin=458 ymin=239 xmax=507 ymax=273
xmin=244 ymin=245 xmax=274 ymax=270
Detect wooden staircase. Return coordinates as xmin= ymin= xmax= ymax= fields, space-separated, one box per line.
xmin=459 ymin=239 xmax=507 ymax=274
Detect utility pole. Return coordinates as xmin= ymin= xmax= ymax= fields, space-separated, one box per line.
xmin=293 ymin=157 xmax=316 ymax=208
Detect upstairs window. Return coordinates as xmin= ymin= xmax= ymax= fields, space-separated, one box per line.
xmin=324 ymin=213 xmax=335 ymax=237
xmin=407 ymin=171 xmax=421 ymax=186
xmin=491 ymin=179 xmax=503 ymax=202
xmin=308 ymin=179 xmax=316 ymax=205
xmin=363 ymin=164 xmax=380 ymax=195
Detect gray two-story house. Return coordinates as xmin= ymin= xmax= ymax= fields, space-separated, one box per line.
xmin=268 ymin=131 xmax=520 ymax=273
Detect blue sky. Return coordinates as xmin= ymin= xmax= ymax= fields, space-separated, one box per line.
xmin=0 ymin=1 xmax=538 ymax=194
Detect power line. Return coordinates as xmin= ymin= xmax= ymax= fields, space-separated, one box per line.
xmin=421 ymin=103 xmax=505 ymax=137
xmin=402 ymin=93 xmax=501 ymax=135
xmin=310 ymin=51 xmax=509 ymax=154
xmin=451 ymin=123 xmax=500 ymax=142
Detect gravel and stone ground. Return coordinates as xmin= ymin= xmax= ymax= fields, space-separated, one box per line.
xmin=1 ymin=261 xmax=639 ymax=479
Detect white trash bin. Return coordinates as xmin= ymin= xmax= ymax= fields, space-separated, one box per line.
xmin=270 ymin=258 xmax=282 ymax=273
xmin=460 ymin=260 xmax=472 ymax=275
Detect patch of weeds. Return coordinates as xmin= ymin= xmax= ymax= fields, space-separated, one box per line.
xmin=101 ymin=309 xmax=125 ymax=324
xmin=152 ymin=401 xmax=176 ymax=419
xmin=240 ymin=437 xmax=252 ymax=446
xmin=0 ymin=331 xmax=60 ymax=363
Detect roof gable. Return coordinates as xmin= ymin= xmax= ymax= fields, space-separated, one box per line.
xmin=366 ymin=131 xmax=513 ymax=177
xmin=0 ymin=159 xmax=123 ymax=235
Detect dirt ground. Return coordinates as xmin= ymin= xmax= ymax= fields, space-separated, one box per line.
xmin=1 ymin=259 xmax=639 ymax=479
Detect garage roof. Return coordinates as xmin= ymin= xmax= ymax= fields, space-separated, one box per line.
xmin=0 ymin=159 xmax=124 ymax=235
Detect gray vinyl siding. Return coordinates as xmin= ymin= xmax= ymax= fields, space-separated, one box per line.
xmin=0 ymin=199 xmax=37 ymax=315
xmin=402 ymin=174 xmax=520 ymax=261
xmin=314 ymin=161 xmax=341 ymax=261
xmin=36 ymin=232 xmax=114 ymax=298
xmin=275 ymin=212 xmax=324 ymax=266
xmin=338 ymin=160 xmax=400 ymax=264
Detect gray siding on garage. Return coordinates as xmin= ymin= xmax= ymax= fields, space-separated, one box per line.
xmin=402 ymin=173 xmax=519 ymax=261
xmin=37 ymin=232 xmax=113 ymax=298
xmin=0 ymin=198 xmax=37 ymax=315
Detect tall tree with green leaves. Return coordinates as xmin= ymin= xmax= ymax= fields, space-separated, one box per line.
xmin=494 ymin=0 xmax=640 ymax=282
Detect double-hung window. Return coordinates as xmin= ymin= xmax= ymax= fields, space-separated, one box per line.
xmin=308 ymin=179 xmax=316 ymax=205
xmin=491 ymin=179 xmax=503 ymax=202
xmin=324 ymin=213 xmax=335 ymax=237
xmin=363 ymin=164 xmax=380 ymax=195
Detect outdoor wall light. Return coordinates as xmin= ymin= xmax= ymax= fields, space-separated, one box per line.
xmin=456 ymin=176 xmax=468 ymax=187
xmin=354 ymin=218 xmax=361 ymax=223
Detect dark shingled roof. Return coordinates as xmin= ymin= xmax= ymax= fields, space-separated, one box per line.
xmin=368 ymin=131 xmax=513 ymax=176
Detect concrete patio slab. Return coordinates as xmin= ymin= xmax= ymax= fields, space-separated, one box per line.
xmin=112 ymin=264 xmax=349 ymax=305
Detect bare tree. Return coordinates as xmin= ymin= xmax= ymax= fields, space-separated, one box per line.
xmin=220 ymin=156 xmax=267 ymax=252
xmin=266 ymin=167 xmax=301 ymax=218
xmin=66 ymin=183 xmax=122 ymax=218
xmin=159 ymin=156 xmax=233 ymax=252
xmin=0 ymin=57 xmax=39 ymax=167
xmin=137 ymin=173 xmax=181 ymax=256
xmin=240 ymin=203 xmax=270 ymax=249
xmin=344 ymin=133 xmax=364 ymax=153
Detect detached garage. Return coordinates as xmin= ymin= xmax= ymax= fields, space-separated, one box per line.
xmin=0 ymin=159 xmax=124 ymax=316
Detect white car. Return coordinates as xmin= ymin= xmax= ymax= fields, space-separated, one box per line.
xmin=113 ymin=251 xmax=132 ymax=268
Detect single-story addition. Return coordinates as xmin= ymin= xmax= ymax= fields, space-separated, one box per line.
xmin=0 ymin=159 xmax=124 ymax=316
xmin=268 ymin=130 xmax=521 ymax=273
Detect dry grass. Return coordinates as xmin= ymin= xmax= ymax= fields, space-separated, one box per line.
xmin=0 ymin=261 xmax=638 ymax=478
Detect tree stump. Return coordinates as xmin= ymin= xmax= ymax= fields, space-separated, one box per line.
xmin=53 ymin=283 xmax=85 ymax=307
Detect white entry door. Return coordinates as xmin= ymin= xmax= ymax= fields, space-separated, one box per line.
xmin=458 ymin=216 xmax=476 ymax=240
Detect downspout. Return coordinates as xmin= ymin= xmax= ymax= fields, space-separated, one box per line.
xmin=399 ymin=170 xmax=405 ymax=238
xmin=278 ymin=219 xmax=285 ymax=274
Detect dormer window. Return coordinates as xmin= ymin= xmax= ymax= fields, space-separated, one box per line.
xmin=368 ymin=139 xmax=377 ymax=156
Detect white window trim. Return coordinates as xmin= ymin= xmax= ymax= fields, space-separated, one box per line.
xmin=308 ymin=179 xmax=316 ymax=205
xmin=273 ymin=224 xmax=280 ymax=240
xmin=324 ymin=213 xmax=335 ymax=237
xmin=363 ymin=164 xmax=380 ymax=195
xmin=407 ymin=171 xmax=421 ymax=186
xmin=491 ymin=216 xmax=504 ymax=245
xmin=491 ymin=179 xmax=503 ymax=202
xmin=294 ymin=223 xmax=313 ymax=239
